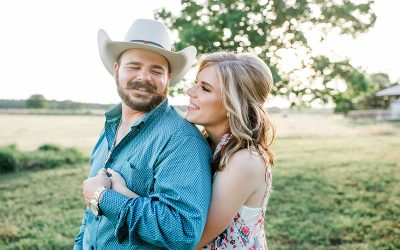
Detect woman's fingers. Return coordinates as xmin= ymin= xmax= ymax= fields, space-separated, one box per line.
xmin=107 ymin=169 xmax=123 ymax=182
xmin=106 ymin=168 xmax=116 ymax=177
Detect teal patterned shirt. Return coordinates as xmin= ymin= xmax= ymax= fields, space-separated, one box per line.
xmin=74 ymin=100 xmax=212 ymax=249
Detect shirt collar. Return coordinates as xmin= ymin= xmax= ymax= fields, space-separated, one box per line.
xmin=104 ymin=99 xmax=170 ymax=127
xmin=105 ymin=103 xmax=122 ymax=123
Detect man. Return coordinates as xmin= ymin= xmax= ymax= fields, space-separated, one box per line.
xmin=74 ymin=19 xmax=212 ymax=250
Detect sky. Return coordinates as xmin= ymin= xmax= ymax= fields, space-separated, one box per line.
xmin=0 ymin=0 xmax=399 ymax=105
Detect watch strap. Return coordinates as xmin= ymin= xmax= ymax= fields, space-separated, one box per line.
xmin=90 ymin=186 xmax=108 ymax=215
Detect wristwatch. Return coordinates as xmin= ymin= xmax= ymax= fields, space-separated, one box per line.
xmin=89 ymin=186 xmax=108 ymax=216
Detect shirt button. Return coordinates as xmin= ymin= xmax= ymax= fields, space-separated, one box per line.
xmin=95 ymin=216 xmax=99 ymax=221
xmin=91 ymin=246 xmax=94 ymax=250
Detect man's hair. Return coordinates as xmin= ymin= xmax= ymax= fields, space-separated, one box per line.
xmin=198 ymin=51 xmax=275 ymax=172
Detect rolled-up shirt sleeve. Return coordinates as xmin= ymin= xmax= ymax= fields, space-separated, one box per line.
xmin=99 ymin=134 xmax=212 ymax=249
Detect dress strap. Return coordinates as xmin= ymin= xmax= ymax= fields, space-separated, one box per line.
xmin=256 ymin=145 xmax=272 ymax=182
xmin=256 ymin=145 xmax=273 ymax=212
xmin=258 ymin=165 xmax=272 ymax=212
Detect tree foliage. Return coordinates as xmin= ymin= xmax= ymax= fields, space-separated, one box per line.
xmin=0 ymin=97 xmax=114 ymax=110
xmin=355 ymin=73 xmax=395 ymax=110
xmin=155 ymin=0 xmax=376 ymax=110
xmin=26 ymin=94 xmax=48 ymax=109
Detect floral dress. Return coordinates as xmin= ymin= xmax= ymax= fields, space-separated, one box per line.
xmin=203 ymin=133 xmax=273 ymax=250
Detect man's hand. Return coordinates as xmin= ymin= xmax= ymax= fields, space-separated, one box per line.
xmin=82 ymin=169 xmax=111 ymax=204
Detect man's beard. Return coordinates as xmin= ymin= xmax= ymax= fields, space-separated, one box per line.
xmin=116 ymin=75 xmax=167 ymax=112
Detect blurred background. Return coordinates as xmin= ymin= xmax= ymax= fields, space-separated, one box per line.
xmin=0 ymin=0 xmax=399 ymax=249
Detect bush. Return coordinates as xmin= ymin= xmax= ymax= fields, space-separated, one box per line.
xmin=63 ymin=147 xmax=87 ymax=164
xmin=22 ymin=151 xmax=65 ymax=170
xmin=0 ymin=145 xmax=21 ymax=173
xmin=22 ymin=145 xmax=87 ymax=171
xmin=38 ymin=144 xmax=62 ymax=152
xmin=0 ymin=144 xmax=88 ymax=174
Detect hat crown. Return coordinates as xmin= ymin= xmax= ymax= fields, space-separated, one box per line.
xmin=124 ymin=19 xmax=171 ymax=51
xmin=98 ymin=18 xmax=196 ymax=85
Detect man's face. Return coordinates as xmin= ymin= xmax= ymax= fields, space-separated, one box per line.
xmin=114 ymin=49 xmax=171 ymax=112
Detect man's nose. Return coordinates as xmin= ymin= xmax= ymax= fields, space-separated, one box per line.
xmin=137 ymin=69 xmax=152 ymax=81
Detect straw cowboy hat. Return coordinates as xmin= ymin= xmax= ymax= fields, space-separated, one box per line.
xmin=98 ymin=19 xmax=197 ymax=85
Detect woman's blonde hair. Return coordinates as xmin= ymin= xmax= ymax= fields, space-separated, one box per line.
xmin=198 ymin=51 xmax=275 ymax=172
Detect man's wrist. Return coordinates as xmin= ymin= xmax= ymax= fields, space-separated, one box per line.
xmin=89 ymin=186 xmax=109 ymax=215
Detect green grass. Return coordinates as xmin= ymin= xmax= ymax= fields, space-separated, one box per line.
xmin=0 ymin=166 xmax=87 ymax=250
xmin=266 ymin=135 xmax=400 ymax=249
xmin=0 ymin=114 xmax=399 ymax=249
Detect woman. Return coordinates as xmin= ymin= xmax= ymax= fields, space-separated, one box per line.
xmin=109 ymin=51 xmax=275 ymax=249
xmin=187 ymin=51 xmax=275 ymax=249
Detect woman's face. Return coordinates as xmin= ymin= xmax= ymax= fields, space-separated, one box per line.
xmin=186 ymin=65 xmax=228 ymax=131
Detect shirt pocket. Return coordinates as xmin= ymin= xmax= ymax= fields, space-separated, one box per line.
xmin=119 ymin=161 xmax=154 ymax=197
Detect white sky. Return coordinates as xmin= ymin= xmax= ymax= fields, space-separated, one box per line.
xmin=0 ymin=0 xmax=399 ymax=105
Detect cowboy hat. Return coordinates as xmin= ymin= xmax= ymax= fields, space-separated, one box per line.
xmin=98 ymin=19 xmax=197 ymax=85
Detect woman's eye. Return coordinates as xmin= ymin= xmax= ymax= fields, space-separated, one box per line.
xmin=202 ymin=86 xmax=210 ymax=92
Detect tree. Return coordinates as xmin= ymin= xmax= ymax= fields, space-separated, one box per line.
xmin=155 ymin=0 xmax=376 ymax=111
xmin=369 ymin=73 xmax=392 ymax=90
xmin=356 ymin=73 xmax=394 ymax=110
xmin=26 ymin=94 xmax=48 ymax=109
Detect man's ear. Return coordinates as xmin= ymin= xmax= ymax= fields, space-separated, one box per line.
xmin=167 ymin=72 xmax=172 ymax=81
xmin=113 ymin=63 xmax=119 ymax=80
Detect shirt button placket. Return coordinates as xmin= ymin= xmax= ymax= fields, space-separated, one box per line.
xmin=90 ymin=214 xmax=101 ymax=248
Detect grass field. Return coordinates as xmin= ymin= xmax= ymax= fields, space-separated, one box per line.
xmin=0 ymin=113 xmax=399 ymax=249
xmin=0 ymin=114 xmax=104 ymax=155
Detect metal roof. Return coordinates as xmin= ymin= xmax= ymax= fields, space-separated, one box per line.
xmin=376 ymin=84 xmax=400 ymax=97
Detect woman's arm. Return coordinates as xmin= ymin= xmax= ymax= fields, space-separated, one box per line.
xmin=195 ymin=150 xmax=263 ymax=249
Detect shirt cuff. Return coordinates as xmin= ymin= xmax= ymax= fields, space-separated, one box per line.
xmin=99 ymin=189 xmax=129 ymax=220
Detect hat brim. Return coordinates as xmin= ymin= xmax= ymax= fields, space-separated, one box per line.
xmin=98 ymin=29 xmax=196 ymax=86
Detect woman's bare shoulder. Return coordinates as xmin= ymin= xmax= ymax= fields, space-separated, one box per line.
xmin=223 ymin=148 xmax=267 ymax=179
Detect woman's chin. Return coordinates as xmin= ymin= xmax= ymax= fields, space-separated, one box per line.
xmin=185 ymin=114 xmax=195 ymax=123
xmin=185 ymin=113 xmax=201 ymax=125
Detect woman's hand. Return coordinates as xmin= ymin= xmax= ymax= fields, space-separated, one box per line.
xmin=106 ymin=168 xmax=139 ymax=199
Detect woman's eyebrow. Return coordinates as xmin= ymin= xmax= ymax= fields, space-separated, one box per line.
xmin=200 ymin=81 xmax=214 ymax=89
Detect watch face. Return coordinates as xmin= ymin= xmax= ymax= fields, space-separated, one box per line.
xmin=89 ymin=203 xmax=99 ymax=216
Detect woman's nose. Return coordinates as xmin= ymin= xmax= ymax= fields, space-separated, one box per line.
xmin=187 ymin=86 xmax=196 ymax=97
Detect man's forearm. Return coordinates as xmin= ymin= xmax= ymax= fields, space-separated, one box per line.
xmin=99 ymin=189 xmax=204 ymax=249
